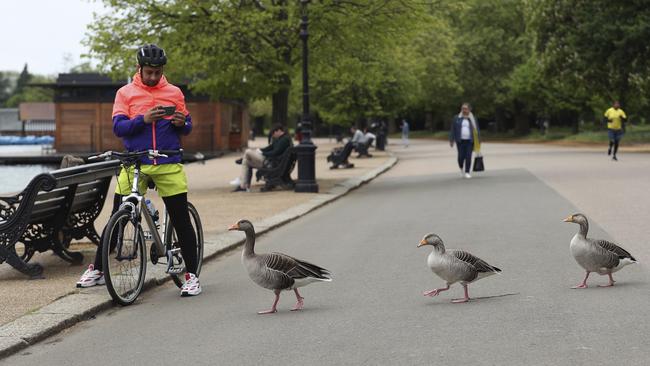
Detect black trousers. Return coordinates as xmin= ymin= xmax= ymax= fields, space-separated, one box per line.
xmin=94 ymin=193 xmax=198 ymax=275
xmin=456 ymin=140 xmax=473 ymax=173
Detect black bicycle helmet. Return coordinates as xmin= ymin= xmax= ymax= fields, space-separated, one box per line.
xmin=136 ymin=44 xmax=167 ymax=67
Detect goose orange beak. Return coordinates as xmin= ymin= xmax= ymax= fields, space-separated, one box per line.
xmin=417 ymin=239 xmax=427 ymax=247
xmin=563 ymin=215 xmax=573 ymax=223
xmin=228 ymin=223 xmax=239 ymax=231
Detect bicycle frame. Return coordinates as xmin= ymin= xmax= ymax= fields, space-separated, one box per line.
xmin=117 ymin=157 xmax=175 ymax=269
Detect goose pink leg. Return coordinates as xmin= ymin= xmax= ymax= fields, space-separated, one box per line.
xmin=572 ymin=272 xmax=590 ymax=289
xmin=290 ymin=289 xmax=304 ymax=311
xmin=258 ymin=290 xmax=281 ymax=314
xmin=423 ymin=284 xmax=450 ymax=297
xmin=451 ymin=284 xmax=470 ymax=303
xmin=598 ymin=273 xmax=615 ymax=287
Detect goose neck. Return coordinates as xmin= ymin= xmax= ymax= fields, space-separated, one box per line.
xmin=578 ymin=222 xmax=588 ymax=237
xmin=243 ymin=228 xmax=256 ymax=256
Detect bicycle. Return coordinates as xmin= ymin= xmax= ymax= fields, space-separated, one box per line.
xmin=89 ymin=149 xmax=204 ymax=305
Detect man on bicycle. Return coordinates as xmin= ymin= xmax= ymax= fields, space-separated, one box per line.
xmin=77 ymin=44 xmax=201 ymax=296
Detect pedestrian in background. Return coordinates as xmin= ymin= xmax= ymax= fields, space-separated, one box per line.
xmin=449 ymin=103 xmax=480 ymax=179
xmin=604 ymin=100 xmax=626 ymax=161
xmin=401 ymin=119 xmax=409 ymax=148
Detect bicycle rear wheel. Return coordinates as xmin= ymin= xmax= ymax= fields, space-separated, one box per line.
xmin=168 ymin=202 xmax=204 ymax=288
xmin=102 ymin=208 xmax=147 ymax=305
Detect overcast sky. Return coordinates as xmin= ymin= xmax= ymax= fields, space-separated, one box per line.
xmin=0 ymin=0 xmax=108 ymax=76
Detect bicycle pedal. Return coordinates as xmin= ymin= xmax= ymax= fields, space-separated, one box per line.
xmin=164 ymin=249 xmax=184 ymax=274
xmin=166 ymin=265 xmax=185 ymax=275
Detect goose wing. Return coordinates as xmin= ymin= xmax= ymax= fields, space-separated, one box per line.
xmin=452 ymin=250 xmax=501 ymax=273
xmin=255 ymin=252 xmax=296 ymax=290
xmin=271 ymin=252 xmax=332 ymax=281
xmin=592 ymin=239 xmax=636 ymax=261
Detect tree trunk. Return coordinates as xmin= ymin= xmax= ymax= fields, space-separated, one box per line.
xmin=513 ymin=99 xmax=530 ymax=136
xmin=425 ymin=110 xmax=434 ymax=132
xmin=271 ymin=85 xmax=289 ymax=127
xmin=495 ymin=106 xmax=506 ymax=133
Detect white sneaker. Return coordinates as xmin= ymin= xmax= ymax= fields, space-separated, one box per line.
xmin=181 ymin=273 xmax=202 ymax=296
xmin=76 ymin=264 xmax=105 ymax=288
xmin=229 ymin=177 xmax=241 ymax=186
xmin=464 ymin=173 xmax=472 ymax=179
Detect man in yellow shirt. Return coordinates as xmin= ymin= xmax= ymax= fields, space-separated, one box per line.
xmin=604 ymin=100 xmax=626 ymax=161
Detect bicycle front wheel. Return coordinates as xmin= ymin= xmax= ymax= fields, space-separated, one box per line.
xmin=168 ymin=202 xmax=204 ymax=288
xmin=102 ymin=208 xmax=147 ymax=305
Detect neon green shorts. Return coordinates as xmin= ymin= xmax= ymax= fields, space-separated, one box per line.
xmin=115 ymin=163 xmax=188 ymax=197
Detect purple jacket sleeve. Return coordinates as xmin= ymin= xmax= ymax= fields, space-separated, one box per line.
xmin=113 ymin=114 xmax=146 ymax=137
xmin=174 ymin=114 xmax=193 ymax=136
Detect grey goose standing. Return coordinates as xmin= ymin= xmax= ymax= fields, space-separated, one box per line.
xmin=564 ymin=213 xmax=636 ymax=288
xmin=418 ymin=233 xmax=501 ymax=303
xmin=229 ymin=219 xmax=332 ymax=314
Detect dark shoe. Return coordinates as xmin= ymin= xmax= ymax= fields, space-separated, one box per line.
xmin=232 ymin=186 xmax=250 ymax=192
xmin=607 ymin=148 xmax=612 ymax=156
xmin=235 ymin=158 xmax=243 ymax=165
xmin=612 ymin=156 xmax=618 ymax=161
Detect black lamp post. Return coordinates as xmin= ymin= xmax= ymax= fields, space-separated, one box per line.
xmin=294 ymin=0 xmax=319 ymax=193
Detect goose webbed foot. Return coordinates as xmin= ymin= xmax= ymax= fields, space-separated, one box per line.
xmin=258 ymin=308 xmax=278 ymax=314
xmin=451 ymin=284 xmax=470 ymax=303
xmin=290 ymin=289 xmax=304 ymax=311
xmin=258 ymin=290 xmax=281 ymax=315
xmin=598 ymin=274 xmax=615 ymax=287
xmin=451 ymin=297 xmax=469 ymax=303
xmin=572 ymin=272 xmax=590 ymax=289
xmin=423 ymin=284 xmax=450 ymax=297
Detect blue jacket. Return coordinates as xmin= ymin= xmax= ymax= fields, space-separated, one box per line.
xmin=449 ymin=115 xmax=479 ymax=143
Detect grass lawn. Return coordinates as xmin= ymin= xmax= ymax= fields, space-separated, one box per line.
xmin=398 ymin=124 xmax=650 ymax=145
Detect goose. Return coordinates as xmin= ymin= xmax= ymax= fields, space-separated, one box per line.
xmin=563 ymin=213 xmax=636 ymax=288
xmin=418 ymin=233 xmax=501 ymax=303
xmin=228 ymin=219 xmax=332 ymax=314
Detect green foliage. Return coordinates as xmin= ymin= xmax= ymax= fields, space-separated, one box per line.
xmin=0 ymin=72 xmax=13 ymax=107
xmin=14 ymin=64 xmax=31 ymax=96
xmin=80 ymin=0 xmax=650 ymax=136
xmin=531 ymin=0 xmax=650 ymax=116
xmin=452 ymin=0 xmax=528 ymax=116
xmin=2 ymin=65 xmax=53 ymax=107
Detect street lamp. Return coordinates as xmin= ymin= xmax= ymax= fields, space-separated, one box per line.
xmin=294 ymin=0 xmax=319 ymax=193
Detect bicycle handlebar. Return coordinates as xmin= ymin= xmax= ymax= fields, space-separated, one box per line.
xmin=88 ymin=149 xmax=183 ymax=161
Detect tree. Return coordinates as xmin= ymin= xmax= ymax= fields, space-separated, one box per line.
xmin=13 ymin=64 xmax=32 ymax=96
xmin=452 ymin=0 xmax=529 ymax=131
xmin=5 ymin=71 xmax=54 ymax=108
xmin=531 ymin=0 xmax=650 ymax=117
xmin=86 ymin=0 xmax=431 ymax=126
xmin=0 ymin=72 xmax=13 ymax=107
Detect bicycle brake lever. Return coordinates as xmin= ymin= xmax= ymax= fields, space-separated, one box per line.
xmin=88 ymin=151 xmax=111 ymax=160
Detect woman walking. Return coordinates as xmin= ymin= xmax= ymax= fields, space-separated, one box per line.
xmin=449 ymin=103 xmax=480 ymax=178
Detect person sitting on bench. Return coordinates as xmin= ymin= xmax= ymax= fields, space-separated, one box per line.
xmin=350 ymin=126 xmax=367 ymax=151
xmin=363 ymin=128 xmax=376 ymax=147
xmin=232 ymin=125 xmax=292 ymax=192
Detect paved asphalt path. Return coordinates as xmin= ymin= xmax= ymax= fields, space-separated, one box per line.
xmin=3 ymin=141 xmax=649 ymax=365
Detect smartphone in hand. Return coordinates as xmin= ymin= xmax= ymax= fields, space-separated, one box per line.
xmin=162 ymin=106 xmax=176 ymax=116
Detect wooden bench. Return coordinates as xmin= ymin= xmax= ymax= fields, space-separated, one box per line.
xmin=327 ymin=141 xmax=355 ymax=169
xmin=0 ymin=160 xmax=120 ymax=278
xmin=255 ymin=147 xmax=297 ymax=192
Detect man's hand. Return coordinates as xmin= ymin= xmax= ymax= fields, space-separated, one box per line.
xmin=144 ymin=106 xmax=164 ymax=124
xmin=171 ymin=111 xmax=186 ymax=127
